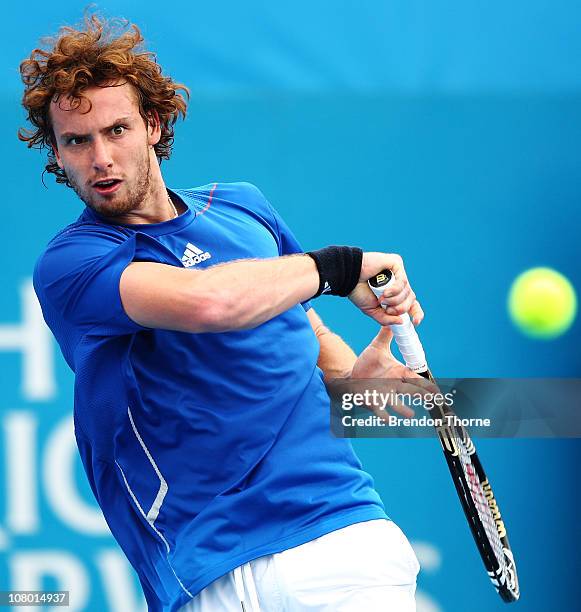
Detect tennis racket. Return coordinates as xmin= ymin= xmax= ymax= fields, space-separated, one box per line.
xmin=368 ymin=270 xmax=520 ymax=603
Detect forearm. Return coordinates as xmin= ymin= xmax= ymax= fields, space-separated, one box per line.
xmin=123 ymin=246 xmax=415 ymax=334
xmin=308 ymin=310 xmax=357 ymax=381
xmin=317 ymin=330 xmax=357 ymax=381
xmin=200 ymin=254 xmax=319 ymax=331
xmin=122 ymin=253 xmax=326 ymax=333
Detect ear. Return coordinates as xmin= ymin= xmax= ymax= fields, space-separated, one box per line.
xmin=51 ymin=140 xmax=64 ymax=170
xmin=47 ymin=106 xmax=64 ymax=169
xmin=146 ymin=110 xmax=162 ymax=147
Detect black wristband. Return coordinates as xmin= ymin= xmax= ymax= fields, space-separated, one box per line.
xmin=306 ymin=246 xmax=363 ymax=297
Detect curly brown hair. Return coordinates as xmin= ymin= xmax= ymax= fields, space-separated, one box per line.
xmin=18 ymin=13 xmax=190 ymax=186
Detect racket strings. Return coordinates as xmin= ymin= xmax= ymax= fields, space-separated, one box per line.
xmin=456 ymin=436 xmax=507 ymax=576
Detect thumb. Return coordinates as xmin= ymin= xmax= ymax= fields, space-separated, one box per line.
xmin=371 ymin=325 xmax=394 ymax=350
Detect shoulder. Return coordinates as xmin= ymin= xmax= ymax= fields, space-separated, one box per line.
xmin=45 ymin=218 xmax=133 ymax=250
xmin=220 ymin=181 xmax=269 ymax=206
xmin=174 ymin=181 xmax=271 ymax=214
xmin=34 ymin=220 xmax=135 ymax=295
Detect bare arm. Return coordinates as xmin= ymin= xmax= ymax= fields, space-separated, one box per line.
xmin=307 ymin=308 xmax=437 ymax=420
xmin=120 ymin=250 xmax=422 ymax=334
xmin=120 ymin=255 xmax=319 ymax=333
xmin=307 ymin=308 xmax=357 ymax=381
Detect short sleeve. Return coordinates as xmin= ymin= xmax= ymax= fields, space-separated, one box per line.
xmin=34 ymin=226 xmax=149 ymax=340
xmin=260 ymin=191 xmax=313 ymax=313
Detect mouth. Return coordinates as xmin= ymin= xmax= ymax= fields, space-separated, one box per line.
xmin=93 ymin=178 xmax=122 ymax=195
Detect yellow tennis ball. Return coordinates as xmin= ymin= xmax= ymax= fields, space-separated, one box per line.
xmin=508 ymin=267 xmax=577 ymax=339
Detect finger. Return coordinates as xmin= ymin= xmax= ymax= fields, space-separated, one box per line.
xmin=370 ymin=394 xmax=415 ymax=421
xmin=381 ymin=363 xmax=439 ymax=394
xmin=371 ymin=309 xmax=404 ymax=326
xmin=382 ymin=283 xmax=412 ymax=307
xmin=385 ymin=290 xmax=416 ymax=316
xmin=397 ymin=375 xmax=440 ymax=397
xmin=361 ymin=362 xmax=440 ymax=397
xmin=409 ymin=300 xmax=424 ymax=326
xmin=392 ymin=405 xmax=415 ymax=419
xmin=378 ymin=404 xmax=415 ymax=420
xmin=381 ymin=279 xmax=405 ymax=299
xmin=384 ymin=290 xmax=415 ymax=315
xmin=386 ymin=254 xmax=408 ymax=284
xmin=356 ymin=377 xmax=438 ymax=421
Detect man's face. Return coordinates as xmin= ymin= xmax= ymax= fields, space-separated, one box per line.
xmin=50 ymin=82 xmax=160 ymax=218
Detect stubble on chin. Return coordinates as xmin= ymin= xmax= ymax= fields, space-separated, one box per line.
xmin=66 ymin=149 xmax=152 ymax=219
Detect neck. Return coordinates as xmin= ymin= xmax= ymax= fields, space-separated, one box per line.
xmin=111 ymin=185 xmax=176 ymax=224
xmin=104 ymin=149 xmax=178 ymax=224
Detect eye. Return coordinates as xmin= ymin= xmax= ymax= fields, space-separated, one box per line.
xmin=112 ymin=125 xmax=126 ymax=136
xmin=67 ymin=136 xmax=86 ymax=146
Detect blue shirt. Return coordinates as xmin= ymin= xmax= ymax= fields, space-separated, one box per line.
xmin=34 ymin=182 xmax=386 ymax=611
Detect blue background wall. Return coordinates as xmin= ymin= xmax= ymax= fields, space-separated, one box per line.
xmin=1 ymin=1 xmax=579 ymax=610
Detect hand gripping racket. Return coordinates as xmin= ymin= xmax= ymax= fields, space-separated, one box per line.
xmin=368 ymin=270 xmax=520 ymax=603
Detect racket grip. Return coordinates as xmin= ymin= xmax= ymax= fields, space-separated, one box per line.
xmin=368 ymin=270 xmax=428 ymax=373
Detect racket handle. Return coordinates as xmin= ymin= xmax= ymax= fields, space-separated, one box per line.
xmin=368 ymin=270 xmax=428 ymax=373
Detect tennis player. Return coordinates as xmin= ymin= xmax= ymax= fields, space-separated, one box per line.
xmin=20 ymin=15 xmax=428 ymax=612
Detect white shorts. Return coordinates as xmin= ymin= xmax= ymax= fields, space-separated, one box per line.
xmin=179 ymin=519 xmax=420 ymax=611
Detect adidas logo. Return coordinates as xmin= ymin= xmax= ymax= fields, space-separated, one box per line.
xmin=182 ymin=242 xmax=212 ymax=267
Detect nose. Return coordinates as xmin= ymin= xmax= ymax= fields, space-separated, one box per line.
xmin=91 ymin=137 xmax=113 ymax=172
